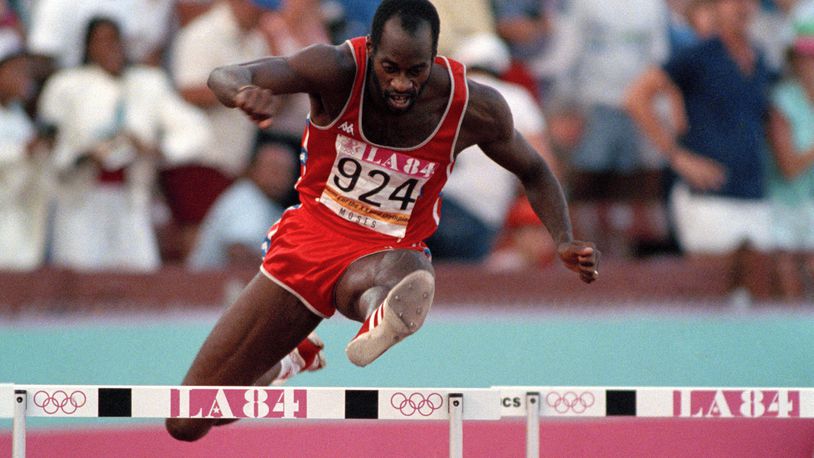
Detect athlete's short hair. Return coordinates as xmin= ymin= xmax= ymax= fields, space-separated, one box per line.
xmin=370 ymin=0 xmax=440 ymax=56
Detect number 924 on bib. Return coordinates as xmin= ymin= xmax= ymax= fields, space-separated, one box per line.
xmin=319 ymin=134 xmax=438 ymax=238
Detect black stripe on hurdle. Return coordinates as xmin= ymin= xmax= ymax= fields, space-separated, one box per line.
xmin=605 ymin=390 xmax=636 ymax=416
xmin=98 ymin=388 xmax=132 ymax=417
xmin=344 ymin=389 xmax=378 ymax=419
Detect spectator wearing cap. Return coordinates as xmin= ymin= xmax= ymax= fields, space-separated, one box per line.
xmin=0 ymin=30 xmax=53 ymax=270
xmin=426 ymin=34 xmax=558 ymax=263
xmin=765 ymin=31 xmax=814 ymax=299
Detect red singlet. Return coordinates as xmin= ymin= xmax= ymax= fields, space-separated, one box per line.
xmin=261 ymin=36 xmax=469 ymax=317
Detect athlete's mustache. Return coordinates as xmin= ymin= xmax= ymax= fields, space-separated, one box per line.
xmin=384 ymin=88 xmax=417 ymax=99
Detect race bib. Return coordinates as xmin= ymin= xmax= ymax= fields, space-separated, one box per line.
xmin=319 ymin=135 xmax=438 ymax=237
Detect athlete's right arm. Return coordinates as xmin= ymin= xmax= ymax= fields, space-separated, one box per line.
xmin=207 ymin=43 xmax=354 ymax=127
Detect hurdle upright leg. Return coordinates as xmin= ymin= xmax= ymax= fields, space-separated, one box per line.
xmin=525 ymin=392 xmax=540 ymax=458
xmin=448 ymin=393 xmax=463 ymax=458
xmin=13 ymin=390 xmax=26 ymax=458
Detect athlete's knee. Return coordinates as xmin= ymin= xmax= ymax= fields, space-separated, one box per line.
xmin=376 ymin=250 xmax=434 ymax=284
xmin=165 ymin=418 xmax=213 ymax=442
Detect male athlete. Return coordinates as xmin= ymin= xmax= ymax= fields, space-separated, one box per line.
xmin=166 ymin=0 xmax=599 ymax=442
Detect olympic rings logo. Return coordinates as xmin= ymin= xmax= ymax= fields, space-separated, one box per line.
xmin=545 ymin=391 xmax=595 ymax=414
xmin=390 ymin=392 xmax=444 ymax=417
xmin=33 ymin=390 xmax=87 ymax=415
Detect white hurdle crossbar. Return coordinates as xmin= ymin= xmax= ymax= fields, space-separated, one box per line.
xmin=498 ymin=385 xmax=814 ymax=457
xmin=496 ymin=385 xmax=814 ymax=419
xmin=0 ymin=384 xmax=500 ymax=458
xmin=5 ymin=384 xmax=814 ymax=458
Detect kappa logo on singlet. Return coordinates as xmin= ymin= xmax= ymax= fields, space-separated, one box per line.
xmin=338 ymin=121 xmax=354 ymax=135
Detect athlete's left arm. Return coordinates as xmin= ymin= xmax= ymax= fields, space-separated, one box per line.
xmin=463 ymin=81 xmax=599 ymax=283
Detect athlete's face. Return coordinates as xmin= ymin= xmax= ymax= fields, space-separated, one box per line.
xmin=368 ymin=18 xmax=434 ymax=114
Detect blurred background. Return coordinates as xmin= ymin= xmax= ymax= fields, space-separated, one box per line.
xmin=2 ymin=0 xmax=814 ymax=456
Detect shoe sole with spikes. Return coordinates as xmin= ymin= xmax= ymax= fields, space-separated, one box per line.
xmin=345 ymin=270 xmax=434 ymax=367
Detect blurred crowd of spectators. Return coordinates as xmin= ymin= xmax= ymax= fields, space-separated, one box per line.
xmin=1 ymin=0 xmax=813 ymax=300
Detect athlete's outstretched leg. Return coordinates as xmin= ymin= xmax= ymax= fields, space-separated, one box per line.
xmin=336 ymin=249 xmax=434 ymax=367
xmin=165 ymin=273 xmax=322 ymax=441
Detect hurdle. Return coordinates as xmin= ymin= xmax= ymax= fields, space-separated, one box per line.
xmin=498 ymin=385 xmax=814 ymax=458
xmin=4 ymin=384 xmax=814 ymax=457
xmin=0 ymin=384 xmax=500 ymax=458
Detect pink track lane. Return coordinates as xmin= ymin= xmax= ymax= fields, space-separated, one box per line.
xmin=2 ymin=418 xmax=814 ymax=457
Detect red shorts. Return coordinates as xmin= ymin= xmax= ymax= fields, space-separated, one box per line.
xmin=260 ymin=206 xmax=430 ymax=318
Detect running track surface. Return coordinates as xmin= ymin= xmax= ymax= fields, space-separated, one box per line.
xmin=2 ymin=418 xmax=814 ymax=457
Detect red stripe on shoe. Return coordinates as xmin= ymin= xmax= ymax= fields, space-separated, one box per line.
xmin=353 ymin=302 xmax=385 ymax=339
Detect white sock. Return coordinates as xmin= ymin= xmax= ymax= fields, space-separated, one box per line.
xmin=271 ymin=354 xmax=300 ymax=386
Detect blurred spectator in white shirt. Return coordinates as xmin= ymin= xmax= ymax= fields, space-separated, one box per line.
xmin=0 ymin=30 xmax=53 ymax=270
xmin=551 ymin=0 xmax=672 ymax=258
xmin=171 ymin=0 xmax=275 ymax=179
xmin=38 ymin=17 xmax=212 ymax=271
xmin=553 ymin=0 xmax=671 ymax=174
xmin=164 ymin=0 xmax=277 ymax=259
